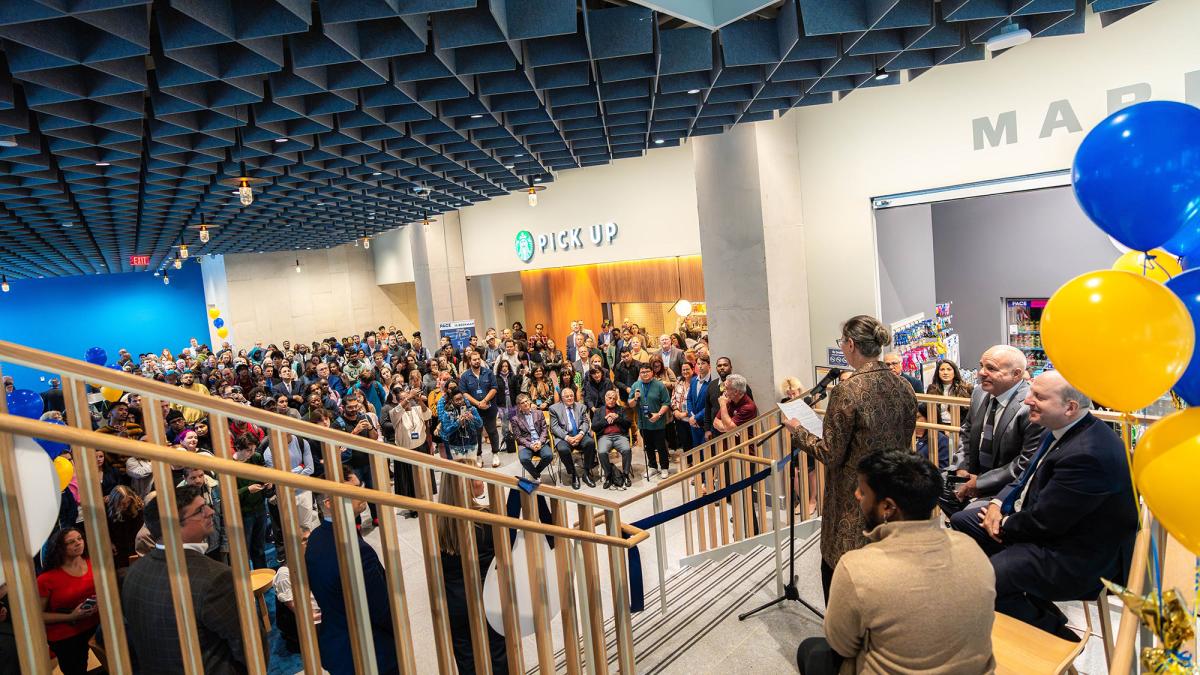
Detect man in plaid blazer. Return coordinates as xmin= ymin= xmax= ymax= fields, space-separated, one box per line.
xmin=122 ymin=485 xmax=254 ymax=674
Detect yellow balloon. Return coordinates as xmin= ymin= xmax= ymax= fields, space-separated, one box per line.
xmin=217 ymin=327 xmax=229 ymax=339
xmin=100 ymin=386 xmax=123 ymax=403
xmin=53 ymin=455 xmax=73 ymax=492
xmin=207 ymin=306 xmax=220 ymax=320
xmin=1132 ymin=408 xmax=1200 ymax=556
xmin=1042 ymin=270 xmax=1194 ymax=412
xmin=1110 ymin=249 xmax=1183 ymax=284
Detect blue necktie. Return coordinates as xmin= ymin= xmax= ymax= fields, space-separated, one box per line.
xmin=1000 ymin=433 xmax=1055 ymax=515
xmin=568 ymin=407 xmax=577 ymax=435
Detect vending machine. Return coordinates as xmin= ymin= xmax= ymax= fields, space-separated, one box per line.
xmin=1004 ymin=298 xmax=1050 ymax=375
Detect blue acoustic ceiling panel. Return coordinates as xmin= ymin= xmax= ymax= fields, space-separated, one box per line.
xmin=0 ymin=0 xmax=1161 ymax=279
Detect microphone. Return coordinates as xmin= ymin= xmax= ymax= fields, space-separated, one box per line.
xmin=802 ymin=368 xmax=844 ymax=406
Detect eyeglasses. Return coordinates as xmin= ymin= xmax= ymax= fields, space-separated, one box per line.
xmin=835 ymin=338 xmax=847 ymax=348
xmin=180 ymin=503 xmax=213 ymax=521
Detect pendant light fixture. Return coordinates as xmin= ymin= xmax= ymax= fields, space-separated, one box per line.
xmin=199 ymin=225 xmax=210 ymax=243
xmin=526 ymin=180 xmax=545 ymax=207
xmin=162 ymin=271 xmax=170 ymax=285
xmin=362 ymin=237 xmax=371 ymax=250
xmin=295 ymin=259 xmax=302 ymax=273
xmin=173 ymin=251 xmax=182 ymax=269
xmin=218 ymin=106 xmax=268 ymax=207
xmin=1 ymin=275 xmax=9 ymax=293
xmin=179 ymin=243 xmax=189 ymax=259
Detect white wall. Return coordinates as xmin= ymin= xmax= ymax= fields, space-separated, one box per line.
xmin=789 ymin=0 xmax=1200 ymax=368
xmin=875 ymin=204 xmax=936 ymax=325
xmin=224 ymin=244 xmax=420 ymax=345
xmin=372 ymin=225 xmax=416 ymax=285
xmin=458 ymin=145 xmax=702 ymax=275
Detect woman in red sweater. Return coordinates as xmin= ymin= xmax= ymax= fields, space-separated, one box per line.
xmin=37 ymin=528 xmax=98 ymax=674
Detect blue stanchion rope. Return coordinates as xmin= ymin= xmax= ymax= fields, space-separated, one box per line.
xmin=625 ymin=450 xmax=792 ymax=612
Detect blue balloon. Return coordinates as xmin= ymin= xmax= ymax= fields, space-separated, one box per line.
xmin=84 ymin=346 xmax=107 ymax=366
xmin=1073 ymin=100 xmax=1200 ymax=252
xmin=6 ymin=389 xmax=44 ymax=419
xmin=213 ymin=318 xmax=225 ymax=329
xmin=1166 ymin=269 xmax=1200 ymax=405
xmin=35 ymin=419 xmax=70 ymax=458
xmin=1164 ymin=220 xmax=1200 ymax=263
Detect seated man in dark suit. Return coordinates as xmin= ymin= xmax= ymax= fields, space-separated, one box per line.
xmin=122 ymin=485 xmax=252 ymax=674
xmin=511 ymin=393 xmax=552 ymax=481
xmin=950 ymin=370 xmax=1138 ymax=640
xmin=306 ymin=469 xmax=398 ymax=675
xmin=950 ymin=345 xmax=1045 ymax=509
xmin=548 ymin=387 xmax=597 ymax=490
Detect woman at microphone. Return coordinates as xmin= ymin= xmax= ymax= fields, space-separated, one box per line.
xmin=783 ymin=315 xmax=917 ymax=602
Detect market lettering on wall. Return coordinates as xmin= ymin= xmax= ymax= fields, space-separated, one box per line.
xmin=972 ymin=68 xmax=1200 ymax=150
xmin=516 ymin=221 xmax=619 ymax=263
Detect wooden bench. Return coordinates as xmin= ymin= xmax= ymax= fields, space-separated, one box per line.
xmin=993 ymin=611 xmax=1089 ymax=675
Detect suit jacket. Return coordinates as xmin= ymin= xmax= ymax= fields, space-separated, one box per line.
xmin=793 ymin=362 xmax=918 ymax=567
xmin=305 ymin=522 xmax=398 ymax=675
xmin=549 ymin=401 xmax=591 ymax=441
xmin=511 ymin=409 xmax=548 ymax=448
xmin=995 ymin=413 xmax=1138 ymax=598
xmin=656 ymin=348 xmax=685 ymax=378
xmin=121 ymin=548 xmax=248 ymax=675
xmin=960 ymin=382 xmax=1046 ymax=497
xmin=686 ymin=377 xmax=710 ymax=427
xmin=901 ymin=373 xmax=925 ymax=393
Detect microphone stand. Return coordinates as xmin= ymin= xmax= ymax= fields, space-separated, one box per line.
xmin=739 ymin=381 xmax=831 ymax=623
xmin=737 ymin=443 xmax=824 ymax=621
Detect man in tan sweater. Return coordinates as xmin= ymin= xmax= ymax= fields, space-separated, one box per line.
xmin=798 ymin=450 xmax=996 ymax=674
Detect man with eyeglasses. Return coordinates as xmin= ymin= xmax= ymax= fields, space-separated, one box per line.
xmin=123 ymin=485 xmax=248 ymax=673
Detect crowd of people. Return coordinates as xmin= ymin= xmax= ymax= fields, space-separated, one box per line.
xmin=2 ymin=317 xmax=768 ymax=675
xmin=1 ymin=311 xmax=1141 ymax=674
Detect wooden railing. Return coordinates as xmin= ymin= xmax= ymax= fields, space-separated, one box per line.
xmin=0 ymin=340 xmax=648 ymax=675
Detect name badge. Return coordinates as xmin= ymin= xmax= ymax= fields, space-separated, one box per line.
xmin=476 ymin=388 xmax=483 ymax=396
xmin=410 ymin=431 xmax=420 ymax=440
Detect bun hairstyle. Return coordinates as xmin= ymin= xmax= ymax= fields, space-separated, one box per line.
xmin=841 ymin=315 xmax=891 ymax=358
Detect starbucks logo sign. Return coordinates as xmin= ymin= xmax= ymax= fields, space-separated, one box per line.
xmin=515 ymin=230 xmax=535 ymax=263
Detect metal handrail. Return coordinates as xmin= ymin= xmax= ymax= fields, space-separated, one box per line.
xmin=0 ymin=413 xmax=645 ymax=549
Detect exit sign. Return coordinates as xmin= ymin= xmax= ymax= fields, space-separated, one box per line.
xmin=129 ymin=255 xmax=151 ymax=266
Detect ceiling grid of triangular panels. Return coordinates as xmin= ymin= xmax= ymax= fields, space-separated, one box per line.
xmin=0 ymin=0 xmax=1158 ymax=279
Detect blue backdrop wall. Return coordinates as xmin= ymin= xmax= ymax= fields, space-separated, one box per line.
xmin=0 ymin=265 xmax=209 ymax=389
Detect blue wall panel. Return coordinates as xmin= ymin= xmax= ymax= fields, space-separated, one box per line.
xmin=0 ymin=265 xmax=209 ymax=389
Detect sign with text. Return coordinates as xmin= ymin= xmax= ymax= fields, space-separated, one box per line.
xmin=438 ymin=320 xmax=476 ymax=352
xmin=827 ymin=348 xmax=848 ymax=368
xmin=129 ymin=254 xmax=151 ymax=266
xmin=515 ymin=221 xmax=619 ymax=263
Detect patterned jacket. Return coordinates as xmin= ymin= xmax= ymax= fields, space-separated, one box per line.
xmin=793 ymin=361 xmax=918 ymax=567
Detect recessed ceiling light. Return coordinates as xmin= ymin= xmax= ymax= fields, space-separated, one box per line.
xmin=505 ymin=164 xmax=514 ymax=169
xmin=470 ymin=114 xmax=483 ymax=119
xmin=95 ymin=162 xmax=110 ymax=167
xmin=515 ymin=154 xmax=524 ymax=158
xmin=372 ymin=171 xmax=381 ymax=176
xmin=687 ymin=89 xmax=701 ymax=94
xmin=61 ymin=221 xmax=72 ymax=228
xmin=873 ymin=68 xmax=889 ymax=81
xmin=654 ymin=139 xmax=664 ymax=145
xmin=274 ymin=137 xmax=288 ymax=143
xmin=0 ymin=137 xmax=16 ymax=148
xmin=533 ymin=177 xmax=542 ymax=183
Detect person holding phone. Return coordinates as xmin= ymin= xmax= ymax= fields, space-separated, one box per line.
xmin=233 ymin=433 xmax=272 ymax=569
xmin=37 ymin=528 xmax=99 ymax=675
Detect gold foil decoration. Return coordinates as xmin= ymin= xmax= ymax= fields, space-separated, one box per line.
xmin=1102 ymin=578 xmax=1197 ymax=674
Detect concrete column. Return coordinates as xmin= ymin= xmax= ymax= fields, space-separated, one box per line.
xmin=694 ymin=118 xmax=814 ymax=396
xmin=411 ymin=213 xmax=472 ymax=343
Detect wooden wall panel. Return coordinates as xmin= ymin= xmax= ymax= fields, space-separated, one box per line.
xmin=520 ymin=270 xmax=552 ymax=343
xmin=677 ymin=256 xmax=705 ymax=300
xmin=520 ymin=256 xmax=704 ymax=346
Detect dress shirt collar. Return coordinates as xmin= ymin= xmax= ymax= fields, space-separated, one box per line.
xmin=156 ymin=542 xmax=209 ymax=555
xmin=1049 ymin=413 xmax=1086 ymax=440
